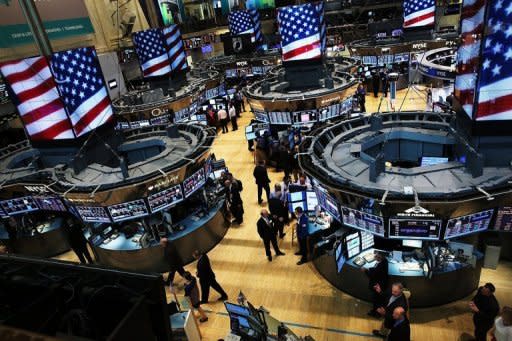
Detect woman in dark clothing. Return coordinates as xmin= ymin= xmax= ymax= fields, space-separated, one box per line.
xmin=183 ymin=271 xmax=208 ymax=322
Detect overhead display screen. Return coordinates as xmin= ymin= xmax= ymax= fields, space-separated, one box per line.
xmin=33 ymin=197 xmax=67 ymax=211
xmin=341 ymin=206 xmax=385 ymax=237
xmin=0 ymin=196 xmax=38 ymax=216
xmin=444 ymin=209 xmax=494 ymax=239
xmin=319 ymin=104 xmax=340 ymax=122
xmin=268 ymin=111 xmax=292 ymax=125
xmin=314 ymin=186 xmax=341 ymax=222
xmin=253 ymin=111 xmax=269 ymax=123
xmin=403 ymin=0 xmax=435 ymax=28
xmin=183 ymin=168 xmax=206 ymax=198
xmin=494 ymin=207 xmax=512 ymax=232
xmin=147 ymin=184 xmax=184 ymax=213
xmin=345 ymin=232 xmax=361 ymax=259
xmin=388 ymin=218 xmax=442 ymax=240
xmin=108 ymin=199 xmax=149 ymax=222
xmin=76 ymin=206 xmax=111 ymax=224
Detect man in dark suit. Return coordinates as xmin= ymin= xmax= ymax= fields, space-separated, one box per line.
xmin=387 ymin=307 xmax=410 ymax=341
xmin=268 ymin=195 xmax=287 ymax=238
xmin=294 ymin=206 xmax=309 ymax=265
xmin=362 ymin=252 xmax=389 ymax=317
xmin=470 ymin=282 xmax=500 ymax=341
xmin=225 ymin=180 xmax=244 ymax=224
xmin=257 ymin=209 xmax=285 ymax=261
xmin=160 ymin=237 xmax=186 ymax=285
xmin=64 ymin=217 xmax=94 ymax=264
xmin=253 ymin=160 xmax=271 ymax=205
xmin=193 ymin=250 xmax=228 ymax=304
xmin=372 ymin=282 xmax=408 ymax=338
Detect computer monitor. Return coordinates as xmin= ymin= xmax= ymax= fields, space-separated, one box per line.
xmin=288 ymin=201 xmax=305 ymax=213
xmin=224 ymin=302 xmax=251 ymax=317
xmin=209 ymin=99 xmax=215 ymax=105
xmin=402 ymin=239 xmax=423 ymax=248
xmin=306 ymin=191 xmax=318 ymax=211
xmin=345 ymin=232 xmax=361 ymax=259
xmin=337 ymin=252 xmax=346 ymax=273
xmin=289 ymin=191 xmax=305 ymax=202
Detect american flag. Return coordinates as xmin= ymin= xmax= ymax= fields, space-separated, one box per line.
xmin=50 ymin=47 xmax=114 ymax=137
xmin=454 ymin=0 xmax=485 ymax=117
xmin=163 ymin=25 xmax=188 ymax=71
xmin=229 ymin=10 xmax=256 ymax=42
xmin=476 ymin=0 xmax=512 ymax=120
xmin=132 ymin=28 xmax=172 ymax=78
xmin=278 ymin=3 xmax=322 ymax=62
xmin=0 ymin=56 xmax=75 ymax=141
xmin=249 ymin=9 xmax=263 ymax=43
xmin=316 ymin=1 xmax=326 ymax=52
xmin=403 ymin=0 xmax=435 ymax=28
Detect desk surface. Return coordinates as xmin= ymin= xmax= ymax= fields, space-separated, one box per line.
xmin=0 ymin=217 xmax=63 ymax=239
xmin=90 ymin=200 xmax=224 ymax=251
xmin=307 ymin=217 xmax=331 ymax=235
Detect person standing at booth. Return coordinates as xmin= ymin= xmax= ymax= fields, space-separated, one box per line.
xmin=253 ymin=160 xmax=271 ymax=205
xmin=294 ymin=206 xmax=309 ymax=265
xmin=228 ymin=103 xmax=238 ymax=131
xmin=217 ymin=106 xmax=229 ymax=134
xmin=225 ymin=179 xmax=244 ymax=225
xmin=257 ymin=209 xmax=285 ymax=262
xmin=470 ymin=283 xmax=500 ymax=341
xmin=372 ymin=282 xmax=408 ymax=338
xmin=356 ymin=83 xmax=367 ymax=112
xmin=387 ymin=307 xmax=410 ymax=341
xmin=372 ymin=71 xmax=380 ymax=98
xmin=362 ymin=252 xmax=389 ymax=317
xmin=160 ymin=238 xmax=186 ymax=285
xmin=192 ymin=250 xmax=228 ymax=303
xmin=64 ymin=217 xmax=94 ymax=264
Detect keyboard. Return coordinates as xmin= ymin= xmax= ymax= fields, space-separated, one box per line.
xmin=353 ymin=257 xmax=367 ymax=267
xmin=363 ymin=253 xmax=375 ymax=263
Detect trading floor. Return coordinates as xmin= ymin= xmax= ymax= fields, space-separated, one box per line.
xmin=55 ymin=89 xmax=512 ymax=340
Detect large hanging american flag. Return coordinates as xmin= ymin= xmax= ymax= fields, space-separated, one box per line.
xmin=50 ymin=47 xmax=114 ymax=137
xmin=403 ymin=0 xmax=435 ymax=28
xmin=248 ymin=9 xmax=263 ymax=43
xmin=132 ymin=28 xmax=172 ymax=78
xmin=278 ymin=3 xmax=322 ymax=62
xmin=163 ymin=25 xmax=188 ymax=71
xmin=476 ymin=0 xmax=512 ymax=121
xmin=454 ymin=0 xmax=486 ymax=118
xmin=229 ymin=10 xmax=256 ymax=42
xmin=0 ymin=57 xmax=74 ymax=140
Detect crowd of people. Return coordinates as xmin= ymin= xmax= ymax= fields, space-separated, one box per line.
xmin=203 ymin=90 xmax=245 ymax=134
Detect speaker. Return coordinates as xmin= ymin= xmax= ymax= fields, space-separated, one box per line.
xmin=167 ymin=125 xmax=180 ymax=138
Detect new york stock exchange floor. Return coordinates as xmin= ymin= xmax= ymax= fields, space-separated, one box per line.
xmin=52 ymin=87 xmax=512 ymax=341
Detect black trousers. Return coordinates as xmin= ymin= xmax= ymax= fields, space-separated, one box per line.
xmin=230 ymin=117 xmax=238 ymax=131
xmin=298 ymin=237 xmax=308 ymax=262
xmin=73 ymin=246 xmax=93 ymax=264
xmin=263 ymin=236 xmax=281 ymax=257
xmin=232 ymin=204 xmax=244 ymax=224
xmin=221 ymin=118 xmax=228 ymax=133
xmin=166 ymin=266 xmax=186 ymax=283
xmin=274 ymin=219 xmax=285 ymax=237
xmin=200 ymin=277 xmax=227 ymax=303
xmin=257 ymin=183 xmax=271 ymax=203
xmin=474 ymin=323 xmax=492 ymax=341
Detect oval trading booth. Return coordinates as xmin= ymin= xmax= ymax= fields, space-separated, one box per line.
xmin=291 ymin=111 xmax=512 ymax=307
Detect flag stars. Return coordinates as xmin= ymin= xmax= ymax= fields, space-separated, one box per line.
xmin=506 ymin=2 xmax=512 ymax=15
xmin=505 ymin=48 xmax=512 ymax=60
xmin=493 ymin=42 xmax=503 ymax=55
xmin=482 ymin=59 xmax=491 ymax=69
xmin=492 ymin=64 xmax=502 ymax=76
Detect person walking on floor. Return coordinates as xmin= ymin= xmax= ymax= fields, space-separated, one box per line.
xmin=64 ymin=216 xmax=94 ymax=264
xmin=253 ymin=160 xmax=271 ymax=205
xmin=229 ymin=103 xmax=238 ymax=131
xmin=387 ymin=307 xmax=410 ymax=341
xmin=193 ymin=250 xmax=228 ymax=303
xmin=183 ymin=271 xmax=208 ymax=323
xmin=268 ymin=190 xmax=287 ymax=238
xmin=294 ymin=206 xmax=309 ymax=265
xmin=361 ymin=252 xmax=389 ymax=317
xmin=372 ymin=282 xmax=409 ymax=339
xmin=225 ymin=179 xmax=244 ymax=224
xmin=160 ymin=237 xmax=186 ymax=285
xmin=217 ymin=106 xmax=228 ymax=134
xmin=470 ymin=282 xmax=500 ymax=341
xmin=490 ymin=306 xmax=512 ymax=341
xmin=257 ymin=209 xmax=285 ymax=261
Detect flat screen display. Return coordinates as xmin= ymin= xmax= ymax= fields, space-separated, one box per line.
xmin=345 ymin=232 xmax=361 ymax=259
xmin=147 ymin=184 xmax=184 ymax=213
xmin=319 ymin=104 xmax=340 ymax=121
xmin=421 ymin=157 xmax=449 ymax=166
xmin=288 ymin=201 xmax=305 ymax=213
xmin=341 ymin=206 xmax=385 ymax=237
xmin=306 ymin=191 xmax=318 ymax=211
xmin=361 ymin=231 xmax=375 ymax=250
xmin=388 ymin=218 xmax=442 ymax=240
xmin=289 ymin=192 xmax=305 ymax=202
xmin=76 ymin=206 xmax=111 ymax=223
xmin=362 ymin=55 xmax=377 ymax=65
xmin=0 ymin=196 xmax=38 ymax=216
xmin=444 ymin=209 xmax=494 ymax=239
xmin=108 ymin=199 xmax=149 ymax=222
xmin=315 ymin=186 xmax=341 ymax=222
xmin=268 ymin=111 xmax=291 ymax=125
xmin=183 ymin=168 xmax=206 ymax=198
xmin=337 ymin=250 xmax=346 ymax=273
xmin=403 ymin=0 xmax=435 ymax=28
xmin=225 ymin=302 xmax=251 ymax=317
xmin=253 ymin=111 xmax=269 ymax=123
xmin=34 ymin=196 xmax=67 ymax=211
xmin=494 ymin=207 xmax=512 ymax=232
xmin=402 ymin=239 xmax=423 ymax=248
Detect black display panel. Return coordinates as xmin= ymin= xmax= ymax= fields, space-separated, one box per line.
xmin=345 ymin=232 xmax=361 ymax=259
xmin=314 ymin=186 xmax=341 ymax=222
xmin=268 ymin=111 xmax=292 ymax=125
xmin=444 ymin=209 xmax=494 ymax=239
xmin=147 ymin=184 xmax=184 ymax=213
xmin=253 ymin=110 xmax=269 ymax=123
xmin=183 ymin=168 xmax=206 ymax=198
xmin=33 ymin=196 xmax=67 ymax=211
xmin=76 ymin=206 xmax=112 ymax=224
xmin=494 ymin=207 xmax=512 ymax=232
xmin=340 ymin=206 xmax=385 ymax=237
xmin=108 ymin=199 xmax=149 ymax=222
xmin=291 ymin=111 xmax=317 ymax=125
xmin=388 ymin=218 xmax=442 ymax=240
xmin=0 ymin=196 xmax=38 ymax=216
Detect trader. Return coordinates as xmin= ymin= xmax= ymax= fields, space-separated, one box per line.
xmin=294 ymin=206 xmax=309 ymax=265
xmin=361 ymin=252 xmax=389 ymax=317
xmin=253 ymin=160 xmax=271 ymax=205
xmin=387 ymin=307 xmax=410 ymax=341
xmin=256 ymin=209 xmax=285 ymax=262
xmin=372 ymin=282 xmax=408 ymax=338
xmin=470 ymin=282 xmax=500 ymax=341
xmin=193 ymin=250 xmax=228 ymax=303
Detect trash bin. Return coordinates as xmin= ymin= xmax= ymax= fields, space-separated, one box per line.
xmin=483 ymin=238 xmax=501 ymax=269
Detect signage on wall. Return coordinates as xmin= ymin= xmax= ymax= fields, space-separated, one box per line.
xmin=397 ymin=205 xmax=436 ymax=218
xmin=0 ymin=0 xmax=94 ymax=48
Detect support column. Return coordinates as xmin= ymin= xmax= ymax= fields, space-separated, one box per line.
xmin=17 ymin=0 xmax=52 ymax=56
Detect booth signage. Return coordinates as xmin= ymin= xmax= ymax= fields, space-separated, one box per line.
xmin=397 ymin=205 xmax=436 ymax=218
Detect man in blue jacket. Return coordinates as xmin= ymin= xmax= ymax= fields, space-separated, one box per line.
xmin=294 ymin=206 xmax=309 ymax=265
